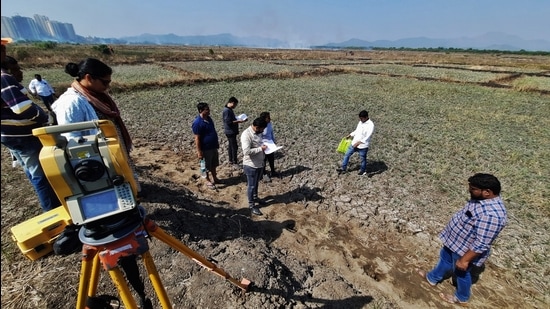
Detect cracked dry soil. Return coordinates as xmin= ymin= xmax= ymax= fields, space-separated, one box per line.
xmin=90 ymin=139 xmax=525 ymax=309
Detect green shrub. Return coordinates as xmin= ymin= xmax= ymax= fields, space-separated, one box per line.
xmin=33 ymin=41 xmax=58 ymax=49
xmin=13 ymin=49 xmax=30 ymax=61
xmin=92 ymin=44 xmax=114 ymax=55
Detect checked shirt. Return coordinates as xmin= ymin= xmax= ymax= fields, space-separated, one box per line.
xmin=439 ymin=196 xmax=507 ymax=266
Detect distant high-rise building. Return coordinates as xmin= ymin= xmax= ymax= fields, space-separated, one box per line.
xmin=11 ymin=15 xmax=41 ymax=41
xmin=33 ymin=14 xmax=54 ymax=38
xmin=1 ymin=16 xmax=17 ymax=39
xmin=50 ymin=20 xmax=77 ymax=41
xmin=1 ymin=14 xmax=78 ymax=42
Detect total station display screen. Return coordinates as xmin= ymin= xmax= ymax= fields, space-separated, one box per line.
xmin=79 ymin=189 xmax=119 ymax=220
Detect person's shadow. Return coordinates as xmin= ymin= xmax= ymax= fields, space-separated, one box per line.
xmin=141 ymin=183 xmax=297 ymax=244
xmin=256 ymin=185 xmax=324 ymax=208
xmin=366 ymin=160 xmax=388 ymax=178
xmin=450 ymin=264 xmax=486 ymax=286
xmin=214 ymin=164 xmax=313 ymax=187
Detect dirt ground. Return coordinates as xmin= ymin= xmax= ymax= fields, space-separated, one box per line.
xmin=2 ymin=49 xmax=548 ymax=309
xmin=0 ymin=136 xmax=542 ymax=309
xmin=91 ymin=138 xmax=531 ymax=309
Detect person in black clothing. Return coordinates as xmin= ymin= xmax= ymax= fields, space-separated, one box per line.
xmin=222 ymin=96 xmax=247 ymax=168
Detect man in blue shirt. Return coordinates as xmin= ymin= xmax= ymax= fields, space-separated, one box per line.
xmin=260 ymin=111 xmax=277 ymax=181
xmin=417 ymin=173 xmax=507 ymax=306
xmin=192 ymin=102 xmax=220 ymax=189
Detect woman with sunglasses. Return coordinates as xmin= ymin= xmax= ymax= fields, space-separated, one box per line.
xmin=52 ymin=58 xmax=140 ymax=192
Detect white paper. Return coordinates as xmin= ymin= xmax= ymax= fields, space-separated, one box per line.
xmin=262 ymin=139 xmax=283 ymax=154
xmin=236 ymin=113 xmax=248 ymax=121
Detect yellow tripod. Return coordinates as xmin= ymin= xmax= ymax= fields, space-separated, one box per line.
xmin=76 ymin=214 xmax=251 ymax=309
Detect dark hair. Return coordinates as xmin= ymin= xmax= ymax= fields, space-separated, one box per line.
xmin=2 ymin=55 xmax=18 ymax=69
xmin=359 ymin=110 xmax=368 ymax=118
xmin=468 ymin=173 xmax=501 ymax=195
xmin=197 ymin=102 xmax=209 ymax=113
xmin=34 ymin=74 xmax=41 ymax=79
xmin=252 ymin=117 xmax=267 ymax=128
xmin=260 ymin=112 xmax=270 ymax=120
xmin=2 ymin=56 xmax=23 ymax=82
xmin=228 ymin=96 xmax=238 ymax=104
xmin=64 ymin=58 xmax=112 ymax=81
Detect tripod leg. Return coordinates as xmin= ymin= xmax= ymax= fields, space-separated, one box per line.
xmin=87 ymin=253 xmax=101 ymax=297
xmin=108 ymin=267 xmax=139 ymax=309
xmin=143 ymin=217 xmax=250 ymax=292
xmin=142 ymin=251 xmax=172 ymax=309
xmin=76 ymin=245 xmax=99 ymax=309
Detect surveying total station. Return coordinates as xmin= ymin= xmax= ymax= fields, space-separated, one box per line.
xmin=33 ymin=120 xmax=250 ymax=309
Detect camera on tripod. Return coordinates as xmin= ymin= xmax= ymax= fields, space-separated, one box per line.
xmin=33 ymin=120 xmax=139 ymax=226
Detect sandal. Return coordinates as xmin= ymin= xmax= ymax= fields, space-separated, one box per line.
xmin=416 ymin=269 xmax=437 ymax=287
xmin=439 ymin=293 xmax=468 ymax=307
xmin=206 ymin=182 xmax=216 ymax=190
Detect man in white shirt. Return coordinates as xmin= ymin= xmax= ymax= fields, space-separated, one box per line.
xmin=241 ymin=118 xmax=268 ymax=216
xmin=337 ymin=110 xmax=375 ymax=176
xmin=28 ymin=74 xmax=56 ymax=111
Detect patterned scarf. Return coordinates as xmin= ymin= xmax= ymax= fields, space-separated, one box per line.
xmin=71 ymin=80 xmax=133 ymax=151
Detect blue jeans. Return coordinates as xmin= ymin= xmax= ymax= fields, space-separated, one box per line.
xmin=427 ymin=246 xmax=472 ymax=302
xmin=243 ymin=165 xmax=263 ymax=208
xmin=2 ymin=136 xmax=60 ymax=212
xmin=341 ymin=146 xmax=368 ymax=172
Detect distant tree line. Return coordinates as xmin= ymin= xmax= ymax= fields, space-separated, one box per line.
xmin=376 ymin=46 xmax=549 ymax=56
xmin=334 ymin=46 xmax=550 ymax=56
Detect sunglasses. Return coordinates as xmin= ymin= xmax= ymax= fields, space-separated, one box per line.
xmin=93 ymin=76 xmax=111 ymax=86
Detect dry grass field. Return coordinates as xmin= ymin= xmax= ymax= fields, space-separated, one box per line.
xmin=2 ymin=45 xmax=549 ymax=308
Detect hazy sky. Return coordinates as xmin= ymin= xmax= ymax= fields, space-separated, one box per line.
xmin=2 ymin=0 xmax=549 ymax=45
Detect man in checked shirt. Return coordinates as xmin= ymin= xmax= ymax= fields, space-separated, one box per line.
xmin=417 ymin=173 xmax=507 ymax=306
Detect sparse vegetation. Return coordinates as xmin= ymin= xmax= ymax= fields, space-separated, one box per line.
xmin=2 ymin=45 xmax=549 ymax=308
xmin=33 ymin=41 xmax=58 ymax=50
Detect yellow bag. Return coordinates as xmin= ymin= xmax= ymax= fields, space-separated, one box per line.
xmin=336 ymin=138 xmax=351 ymax=154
